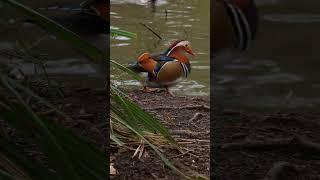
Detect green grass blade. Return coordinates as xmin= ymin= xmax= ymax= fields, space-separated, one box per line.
xmin=2 ymin=76 xmax=106 ymax=179
xmin=112 ymin=115 xmax=189 ymax=179
xmin=41 ymin=116 xmax=107 ymax=179
xmin=0 ymin=169 xmax=16 ymax=180
xmin=110 ymin=27 xmax=137 ymax=39
xmin=0 ymin=74 xmax=80 ymax=180
xmin=111 ymin=88 xmax=143 ymax=132
xmin=0 ymin=102 xmax=106 ymax=180
xmin=2 ymin=0 xmax=106 ymax=63
xmin=0 ymin=138 xmax=58 ymax=180
xmin=110 ymin=102 xmax=142 ymax=133
xmin=111 ymin=60 xmax=142 ymax=81
xmin=111 ymin=86 xmax=177 ymax=145
xmin=110 ymin=133 xmax=124 ymax=146
xmin=124 ymin=95 xmax=175 ymax=141
xmin=6 ymin=77 xmax=69 ymax=119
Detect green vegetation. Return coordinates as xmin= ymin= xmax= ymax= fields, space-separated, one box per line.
xmin=0 ymin=0 xmax=189 ymax=179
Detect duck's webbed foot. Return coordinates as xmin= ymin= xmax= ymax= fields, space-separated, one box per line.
xmin=143 ymin=86 xmax=161 ymax=93
xmin=165 ymin=86 xmax=175 ymax=96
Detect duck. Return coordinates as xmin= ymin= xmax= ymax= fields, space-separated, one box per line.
xmin=128 ymin=40 xmax=194 ymax=95
xmin=36 ymin=0 xmax=108 ymax=33
xmin=212 ymin=0 xmax=258 ymax=54
xmin=80 ymin=0 xmax=108 ymax=22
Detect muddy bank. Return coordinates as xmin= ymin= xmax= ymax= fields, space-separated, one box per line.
xmin=111 ymin=91 xmax=210 ymax=179
xmin=212 ymin=109 xmax=320 ymax=179
xmin=0 ymin=77 xmax=108 ymax=175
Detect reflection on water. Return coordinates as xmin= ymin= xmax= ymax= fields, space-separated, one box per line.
xmin=214 ymin=0 xmax=320 ymax=112
xmin=110 ymin=0 xmax=210 ymax=96
xmin=0 ymin=1 xmax=106 ymax=78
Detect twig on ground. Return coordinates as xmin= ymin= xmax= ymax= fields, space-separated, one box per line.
xmin=239 ymin=151 xmax=257 ymax=158
xmin=170 ymin=129 xmax=206 ymax=138
xmin=39 ymin=109 xmax=56 ymax=116
xmin=169 ymin=149 xmax=193 ymax=159
xmin=143 ymin=105 xmax=210 ymax=111
xmin=140 ymin=23 xmax=162 ymax=40
xmin=263 ymin=115 xmax=320 ymax=128
xmin=220 ymin=135 xmax=320 ymax=154
xmin=175 ymin=138 xmax=210 ymax=143
xmin=188 ymin=112 xmax=203 ymax=122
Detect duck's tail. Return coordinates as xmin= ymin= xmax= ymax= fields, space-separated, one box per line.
xmin=126 ymin=62 xmax=146 ymax=73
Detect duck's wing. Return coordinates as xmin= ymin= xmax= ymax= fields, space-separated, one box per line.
xmin=152 ymin=54 xmax=176 ymax=62
xmin=155 ymin=61 xmax=185 ymax=82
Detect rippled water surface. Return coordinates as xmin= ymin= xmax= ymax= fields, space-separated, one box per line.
xmin=110 ymin=0 xmax=210 ymax=96
xmin=214 ymin=0 xmax=320 ymax=112
xmin=0 ymin=0 xmax=106 ymax=78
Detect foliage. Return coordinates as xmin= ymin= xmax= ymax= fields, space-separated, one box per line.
xmin=0 ymin=0 xmax=188 ymax=179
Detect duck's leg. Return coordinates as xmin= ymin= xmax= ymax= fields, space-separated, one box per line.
xmin=143 ymin=86 xmax=160 ymax=93
xmin=165 ymin=86 xmax=175 ymax=96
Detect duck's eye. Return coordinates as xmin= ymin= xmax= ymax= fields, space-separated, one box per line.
xmin=185 ymin=44 xmax=188 ymax=47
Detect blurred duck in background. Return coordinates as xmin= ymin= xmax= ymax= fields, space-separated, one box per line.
xmin=80 ymin=0 xmax=108 ymax=22
xmin=212 ymin=0 xmax=258 ymax=55
xmin=37 ymin=0 xmax=108 ymax=34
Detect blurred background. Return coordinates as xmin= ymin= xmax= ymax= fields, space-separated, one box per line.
xmin=214 ymin=0 xmax=320 ymax=112
xmin=0 ymin=0 xmax=107 ymax=83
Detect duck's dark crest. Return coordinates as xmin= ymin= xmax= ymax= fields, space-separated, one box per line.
xmin=164 ymin=39 xmax=184 ymax=55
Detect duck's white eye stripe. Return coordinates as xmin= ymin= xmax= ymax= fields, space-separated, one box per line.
xmin=166 ymin=41 xmax=190 ymax=56
xmin=166 ymin=45 xmax=178 ymax=56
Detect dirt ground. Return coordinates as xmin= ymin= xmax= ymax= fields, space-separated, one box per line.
xmin=4 ymin=77 xmax=320 ymax=179
xmin=111 ymin=91 xmax=210 ymax=179
xmin=2 ymin=80 xmax=210 ymax=179
xmin=64 ymin=87 xmax=320 ymax=179
xmin=66 ymin=85 xmax=318 ymax=180
xmin=212 ymin=109 xmax=320 ymax=180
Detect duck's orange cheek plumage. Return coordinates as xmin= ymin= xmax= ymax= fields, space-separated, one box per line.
xmin=140 ymin=63 xmax=155 ymax=76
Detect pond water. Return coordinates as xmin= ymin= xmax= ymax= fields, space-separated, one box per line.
xmin=3 ymin=0 xmax=319 ymax=112
xmin=214 ymin=0 xmax=320 ymax=112
xmin=0 ymin=0 xmax=106 ymax=80
xmin=110 ymin=0 xmax=210 ymax=96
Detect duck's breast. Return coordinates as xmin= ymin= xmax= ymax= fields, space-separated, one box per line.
xmin=156 ymin=61 xmax=184 ymax=83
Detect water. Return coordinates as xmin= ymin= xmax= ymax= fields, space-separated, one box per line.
xmin=110 ymin=0 xmax=210 ymax=96
xmin=3 ymin=0 xmax=319 ymax=112
xmin=214 ymin=0 xmax=320 ymax=112
xmin=0 ymin=0 xmax=106 ymax=79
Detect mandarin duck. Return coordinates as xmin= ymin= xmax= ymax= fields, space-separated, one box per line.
xmin=128 ymin=40 xmax=194 ymax=96
xmin=80 ymin=0 xmax=108 ymax=22
xmin=38 ymin=0 xmax=108 ymax=32
xmin=213 ymin=0 xmax=258 ymax=54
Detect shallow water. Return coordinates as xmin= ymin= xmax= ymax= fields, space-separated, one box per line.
xmin=0 ymin=0 xmax=106 ymax=78
xmin=110 ymin=0 xmax=210 ymax=96
xmin=214 ymin=0 xmax=320 ymax=112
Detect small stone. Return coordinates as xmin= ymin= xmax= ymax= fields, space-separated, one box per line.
xmin=79 ymin=108 xmax=86 ymax=114
xmin=8 ymin=19 xmax=15 ymax=24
